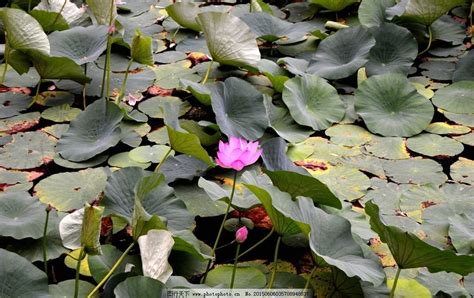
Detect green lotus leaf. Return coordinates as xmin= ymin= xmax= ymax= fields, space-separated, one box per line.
xmin=441 ymin=110 xmax=474 ymax=126
xmin=166 ymin=2 xmax=202 ymax=32
xmin=366 ymin=23 xmax=418 ymax=76
xmin=263 ymin=96 xmax=313 ymax=143
xmin=49 ymin=280 xmax=95 ymax=298
xmin=103 ymin=167 xmax=195 ymax=231
xmin=54 ymin=154 xmax=108 ymax=169
xmin=129 ymin=145 xmax=173 ymax=164
xmin=416 ymin=269 xmax=468 ymax=297
xmin=448 ymin=214 xmax=474 ymax=254
xmin=406 ymin=133 xmax=464 ymax=157
xmin=454 ymin=132 xmax=474 ymax=146
xmin=0 ymin=131 xmax=55 ymax=169
xmin=282 ymin=74 xmax=345 ymax=130
xmin=307 ymin=26 xmax=375 ymax=80
xmin=0 ymin=111 xmax=40 ymax=134
xmin=420 ymin=58 xmax=456 ymax=81
xmin=431 ymin=15 xmax=466 ymax=45
xmin=179 ymin=120 xmax=220 ymax=146
xmin=34 ymin=0 xmax=85 ymax=24
xmin=450 ymin=157 xmax=474 ymax=185
xmin=25 ymin=49 xmax=91 ymax=84
xmin=86 ymin=0 xmax=116 ymax=25
xmin=210 ymin=77 xmax=268 ymax=140
xmin=108 ymin=152 xmax=151 ymax=169
xmin=355 ymin=73 xmax=434 ymax=137
xmin=358 ymin=0 xmax=396 ymax=28
xmin=81 ymin=204 xmax=104 ymax=255
xmin=0 ymin=8 xmax=50 ymax=54
xmin=386 ymin=0 xmax=465 ymax=26
xmin=325 ymin=124 xmax=373 ymax=147
xmin=387 ymin=279 xmax=431 ymax=297
xmin=29 ymin=10 xmax=69 ymax=32
xmin=287 ymin=197 xmax=385 ymax=286
xmin=0 ymin=248 xmax=49 ymax=297
xmin=57 ymin=99 xmax=124 ymax=162
xmin=41 ymin=104 xmax=81 ymax=122
xmin=432 ymin=81 xmax=474 ymax=114
xmin=453 ymin=50 xmax=474 ymax=82
xmin=383 ymin=158 xmax=447 ymax=185
xmin=366 ymin=201 xmax=474 ymax=275
xmin=131 ymin=29 xmax=154 ymax=66
xmin=425 ymin=122 xmax=471 ymax=135
xmin=0 ymin=191 xmax=47 ymax=239
xmin=363 ymin=136 xmax=409 ymax=159
xmin=153 ymin=60 xmax=200 ymax=89
xmin=180 ymin=79 xmax=212 ymax=106
xmin=138 ymin=96 xmax=191 ymax=119
xmin=48 ymin=25 xmax=108 ymax=65
xmin=264 ymin=169 xmax=341 ymax=209
xmin=0 ymin=92 xmax=33 ymax=119
xmin=244 ymin=184 xmax=302 ymax=236
xmin=34 ymin=167 xmax=108 ymax=211
xmin=240 ymin=12 xmax=315 ymax=43
xmin=114 ymin=276 xmax=165 ymax=297
xmin=196 ymin=12 xmax=261 ymax=70
xmin=310 ymin=0 xmax=358 ymax=11
xmin=205 ymin=265 xmax=267 ymax=288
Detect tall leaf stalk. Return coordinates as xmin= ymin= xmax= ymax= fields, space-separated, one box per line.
xmin=100 ymin=0 xmax=116 ymax=99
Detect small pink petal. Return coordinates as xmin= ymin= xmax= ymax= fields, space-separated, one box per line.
xmin=230 ymin=160 xmax=245 ymax=171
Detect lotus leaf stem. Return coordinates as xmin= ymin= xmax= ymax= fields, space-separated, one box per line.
xmin=101 ymin=0 xmax=116 ymax=99
xmin=49 ymin=0 xmax=67 ymax=32
xmin=118 ymin=58 xmax=134 ymax=103
xmin=418 ymin=26 xmax=433 ymax=56
xmin=389 ymin=267 xmax=402 ymax=298
xmin=302 ymin=266 xmax=317 ymax=297
xmin=230 ymin=243 xmax=241 ymax=289
xmin=201 ymin=61 xmax=214 ymax=85
xmin=42 ymin=208 xmax=50 ymax=277
xmin=268 ymin=235 xmax=282 ymax=289
xmin=87 ymin=241 xmax=135 ymax=298
xmin=82 ymin=64 xmax=88 ymax=109
xmin=236 ymin=227 xmax=274 ymax=259
xmin=202 ymin=170 xmax=238 ymax=283
xmin=28 ymin=79 xmax=42 ymax=108
xmin=74 ymin=246 xmax=86 ymax=298
xmin=154 ymin=147 xmax=173 ymax=173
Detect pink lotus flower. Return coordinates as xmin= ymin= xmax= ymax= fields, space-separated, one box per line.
xmin=216 ymin=137 xmax=262 ymax=171
xmin=235 ymin=226 xmax=248 ymax=244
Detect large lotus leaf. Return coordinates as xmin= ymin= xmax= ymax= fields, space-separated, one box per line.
xmin=0 ymin=191 xmax=47 ymax=239
xmin=0 ymin=92 xmax=33 ymax=119
xmin=11 ymin=211 xmax=67 ymax=262
xmin=138 ymin=230 xmax=174 ymax=283
xmin=160 ymin=155 xmax=209 ymax=184
xmin=263 ymin=96 xmax=313 ymax=143
xmin=240 ymin=12 xmax=315 ymax=43
xmin=103 ymin=167 xmax=195 ymax=231
xmin=34 ymin=0 xmax=85 ymax=24
xmin=86 ymin=0 xmax=116 ymax=25
xmin=386 ymin=0 xmax=465 ymax=26
xmin=138 ymin=96 xmax=191 ymax=119
xmin=325 ymin=124 xmax=373 ymax=147
xmin=449 ymin=214 xmax=474 ymax=254
xmin=406 ymin=133 xmax=464 ymax=157
xmin=286 ymin=197 xmax=385 ymax=286
xmin=383 ymin=158 xmax=447 ymax=185
xmin=41 ymin=104 xmax=81 ymax=122
xmin=48 ymin=25 xmax=108 ymax=65
xmin=310 ymin=0 xmax=358 ymax=11
xmin=366 ymin=201 xmax=474 ymax=275
xmin=363 ymin=136 xmax=410 ymax=159
xmin=307 ymin=26 xmax=375 ymax=80
xmin=30 ymin=9 xmax=69 ymax=32
xmin=425 ymin=122 xmax=471 ymax=135
xmin=34 ymin=167 xmax=108 ymax=211
xmin=264 ymin=169 xmax=341 ymax=209
xmin=431 ymin=15 xmax=466 ymax=45
xmin=0 ymin=8 xmax=50 ymax=54
xmin=358 ymin=0 xmax=396 ymax=28
xmin=49 ymin=280 xmax=95 ymax=298
xmin=24 ymin=49 xmax=91 ymax=84
xmin=88 ymin=244 xmax=142 ymax=282
xmin=453 ymin=51 xmax=474 ymax=82
xmin=166 ymin=2 xmax=201 ymax=32
xmin=205 ymin=265 xmax=267 ymax=288
xmin=260 ymin=137 xmax=308 ymax=175
xmin=416 ymin=270 xmax=469 ymax=297
xmin=355 ymin=73 xmax=434 ymax=137
xmin=0 ymin=131 xmax=55 ymax=169
xmin=0 ymin=249 xmax=49 ymax=297
xmin=432 ymin=81 xmax=474 ymax=114
xmin=282 ymin=74 xmax=345 ymax=130
xmin=57 ymin=99 xmax=124 ymax=162
xmin=451 ymin=158 xmax=474 ymax=185
xmin=366 ymin=23 xmax=418 ymax=76
xmin=0 ymin=112 xmax=41 ymax=134
xmin=196 ymin=12 xmax=261 ymax=70
xmin=114 ymin=276 xmax=165 ymax=297
xmin=153 ymin=60 xmax=200 ymax=90
xmin=210 ymin=77 xmax=268 ymax=140
xmin=116 ymin=12 xmax=163 ymax=48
